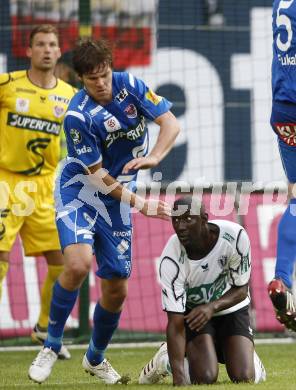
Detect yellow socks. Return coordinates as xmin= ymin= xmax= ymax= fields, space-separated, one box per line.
xmin=0 ymin=261 xmax=9 ymax=301
xmin=37 ymin=264 xmax=64 ymax=329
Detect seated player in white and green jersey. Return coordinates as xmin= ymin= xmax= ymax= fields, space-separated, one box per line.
xmin=139 ymin=195 xmax=266 ymax=386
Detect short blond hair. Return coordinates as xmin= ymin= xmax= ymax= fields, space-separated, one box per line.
xmin=29 ymin=24 xmax=59 ymax=47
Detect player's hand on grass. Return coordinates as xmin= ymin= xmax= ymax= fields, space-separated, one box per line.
xmin=140 ymin=198 xmax=172 ymax=221
xmin=184 ymin=303 xmax=215 ymax=331
xmin=122 ymin=155 xmax=159 ymax=173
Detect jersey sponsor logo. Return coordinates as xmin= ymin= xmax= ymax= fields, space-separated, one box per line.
xmin=16 ymin=87 xmax=36 ymax=94
xmin=49 ymin=94 xmax=70 ymax=104
xmin=0 ymin=223 xmax=5 ymax=241
xmin=113 ymin=230 xmax=132 ymax=237
xmin=132 ymin=134 xmax=148 ymax=158
xmin=117 ymin=239 xmax=129 ymax=255
xmin=124 ymin=103 xmax=137 ymax=118
xmin=75 ymin=145 xmax=92 ymax=155
xmin=104 ymin=116 xmax=121 ymax=132
xmin=70 ymin=128 xmax=82 ymax=144
xmin=145 ymin=89 xmax=162 ymax=105
xmin=78 ymin=94 xmax=89 ymax=110
xmin=186 ymin=274 xmax=227 ymax=308
xmin=7 ymin=113 xmax=60 ymax=135
xmin=20 ymin=138 xmax=51 ymax=175
xmin=274 ymin=123 xmax=296 ymax=146
xmin=105 ymin=116 xmax=146 ymax=148
xmin=15 ymin=98 xmax=29 ymax=113
xmin=115 ymin=88 xmax=128 ymax=103
xmin=53 ymin=105 xmax=65 ymax=118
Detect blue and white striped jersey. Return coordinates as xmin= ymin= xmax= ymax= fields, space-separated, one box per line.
xmin=58 ymin=71 xmax=172 ymax=205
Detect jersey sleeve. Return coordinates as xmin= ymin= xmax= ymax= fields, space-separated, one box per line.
xmin=0 ymin=73 xmax=10 ymax=102
xmin=228 ymin=228 xmax=251 ymax=287
xmin=159 ymin=236 xmax=187 ymax=313
xmin=124 ymin=72 xmax=172 ymax=121
xmin=63 ymin=111 xmax=102 ymax=167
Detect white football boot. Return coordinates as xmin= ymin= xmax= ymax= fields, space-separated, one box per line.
xmin=139 ymin=343 xmax=170 ymax=384
xmin=28 ymin=347 xmax=58 ymax=383
xmin=82 ymin=354 xmax=122 ymax=384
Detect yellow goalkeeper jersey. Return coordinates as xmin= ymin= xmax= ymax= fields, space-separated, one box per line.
xmin=0 ymin=70 xmax=76 ymax=176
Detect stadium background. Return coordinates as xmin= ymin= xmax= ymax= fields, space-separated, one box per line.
xmin=0 ymin=0 xmax=291 ymax=345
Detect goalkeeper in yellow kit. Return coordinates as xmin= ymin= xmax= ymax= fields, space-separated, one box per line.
xmin=0 ymin=25 xmax=76 ymax=358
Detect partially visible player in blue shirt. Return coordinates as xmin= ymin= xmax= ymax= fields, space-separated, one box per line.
xmin=268 ymin=0 xmax=296 ymax=331
xmin=28 ymin=38 xmax=180 ymax=384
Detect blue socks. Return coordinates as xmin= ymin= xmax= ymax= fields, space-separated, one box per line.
xmin=275 ymin=198 xmax=296 ymax=289
xmin=44 ymin=281 xmax=78 ymax=354
xmin=86 ymin=303 xmax=121 ymax=366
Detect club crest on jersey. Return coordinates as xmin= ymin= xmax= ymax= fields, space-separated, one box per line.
xmin=201 ymin=263 xmax=209 ymax=272
xmin=104 ymin=117 xmax=121 ymax=132
xmin=70 ymin=128 xmax=82 ymax=145
xmin=218 ymin=255 xmax=227 ymax=269
xmin=145 ymin=89 xmax=162 ymax=105
xmin=16 ymin=98 xmax=29 ymax=113
xmin=53 ymin=105 xmax=65 ymax=118
xmin=124 ymin=104 xmax=137 ymax=118
xmin=115 ymin=88 xmax=128 ymax=103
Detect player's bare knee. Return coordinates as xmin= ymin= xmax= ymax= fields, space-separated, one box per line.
xmin=63 ymin=261 xmax=91 ymax=286
xmin=191 ymin=368 xmax=218 ymax=385
xmin=107 ymin=289 xmax=127 ymax=306
xmin=192 ymin=373 xmax=217 ymax=385
xmin=229 ymin=368 xmax=254 ymax=383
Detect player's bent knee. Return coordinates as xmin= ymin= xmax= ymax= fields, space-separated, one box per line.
xmin=229 ymin=369 xmax=254 ymax=383
xmin=191 ymin=370 xmax=218 ymax=385
xmin=64 ymin=261 xmax=91 ymax=285
xmin=107 ymin=289 xmax=127 ymax=305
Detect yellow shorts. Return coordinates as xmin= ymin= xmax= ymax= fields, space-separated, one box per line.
xmin=0 ymin=168 xmax=60 ymax=256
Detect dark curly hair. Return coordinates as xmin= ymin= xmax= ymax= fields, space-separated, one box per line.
xmin=72 ymin=38 xmax=113 ymax=76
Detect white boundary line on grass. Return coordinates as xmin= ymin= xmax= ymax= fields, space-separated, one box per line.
xmin=0 ymin=338 xmax=295 ymax=352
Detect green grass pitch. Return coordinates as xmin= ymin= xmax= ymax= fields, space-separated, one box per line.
xmin=0 ymin=344 xmax=296 ymax=389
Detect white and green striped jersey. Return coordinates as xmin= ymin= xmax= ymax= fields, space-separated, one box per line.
xmin=159 ymin=220 xmax=251 ymax=316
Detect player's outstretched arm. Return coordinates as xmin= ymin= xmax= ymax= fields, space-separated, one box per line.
xmin=122 ymin=111 xmax=180 ymax=173
xmin=166 ymin=312 xmax=187 ymax=386
xmin=87 ymin=162 xmax=171 ymax=220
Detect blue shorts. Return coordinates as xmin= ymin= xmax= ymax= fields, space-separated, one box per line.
xmin=55 ymin=189 xmax=132 ymax=280
xmin=271 ymin=101 xmax=296 ymax=183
